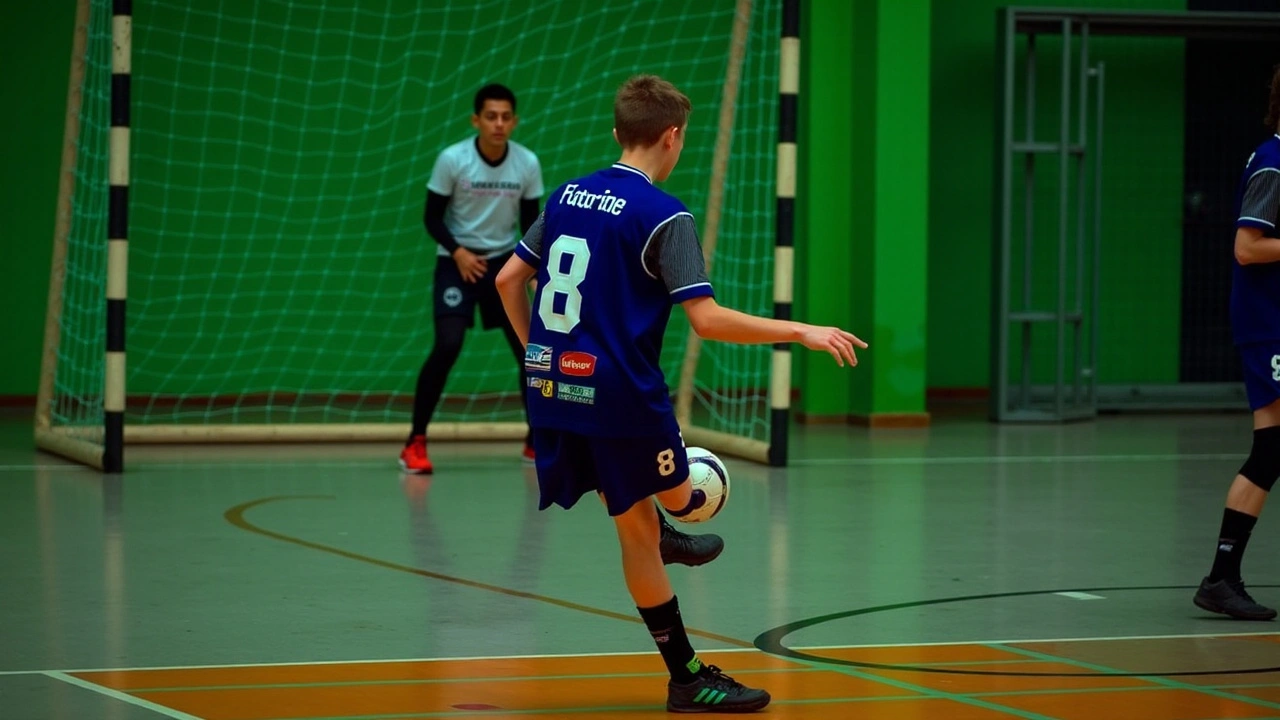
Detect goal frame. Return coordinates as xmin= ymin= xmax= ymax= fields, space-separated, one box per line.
xmin=35 ymin=0 xmax=800 ymax=471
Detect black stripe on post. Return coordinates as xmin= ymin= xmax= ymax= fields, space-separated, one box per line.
xmin=782 ymin=0 xmax=799 ymax=38
xmin=107 ymin=299 xmax=126 ymax=352
xmin=768 ymin=408 xmax=789 ymax=466
xmin=779 ymin=94 xmax=797 ymax=143
xmin=111 ymin=74 xmax=130 ymax=127
xmin=109 ymin=186 xmax=128 ymax=240
xmin=104 ymin=413 xmax=124 ymax=473
xmin=776 ymin=196 xmax=794 ymax=248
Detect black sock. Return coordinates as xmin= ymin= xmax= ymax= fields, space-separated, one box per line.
xmin=1209 ymin=508 xmax=1259 ymax=582
xmin=638 ymin=595 xmax=702 ymax=683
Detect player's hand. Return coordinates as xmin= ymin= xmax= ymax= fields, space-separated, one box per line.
xmin=452 ymin=247 xmax=488 ymax=283
xmin=799 ymin=325 xmax=867 ymax=367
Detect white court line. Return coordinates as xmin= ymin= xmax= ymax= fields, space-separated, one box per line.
xmin=1 ymin=452 xmax=1246 ymax=473
xmin=1055 ymin=592 xmax=1106 ymax=600
xmin=3 ymin=631 xmax=1277 ymax=677
xmin=43 ymin=671 xmax=205 ymax=720
xmin=794 ymin=452 xmax=1242 ymax=467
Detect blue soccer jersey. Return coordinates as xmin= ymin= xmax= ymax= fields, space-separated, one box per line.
xmin=513 ymin=162 xmax=714 ymax=437
xmin=1231 ymin=134 xmax=1280 ymax=345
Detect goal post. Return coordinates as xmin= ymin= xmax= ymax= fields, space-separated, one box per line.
xmin=36 ymin=0 xmax=797 ymax=470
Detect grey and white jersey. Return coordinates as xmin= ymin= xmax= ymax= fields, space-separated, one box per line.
xmin=427 ymin=137 xmax=543 ymax=258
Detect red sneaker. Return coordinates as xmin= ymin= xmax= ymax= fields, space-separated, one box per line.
xmin=399 ymin=435 xmax=433 ymax=474
xmin=522 ymin=442 xmax=536 ymax=463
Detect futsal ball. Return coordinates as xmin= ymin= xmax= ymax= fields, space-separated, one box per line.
xmin=677 ymin=446 xmax=731 ymax=524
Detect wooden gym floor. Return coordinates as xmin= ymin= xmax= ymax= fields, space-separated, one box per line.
xmin=3 ymin=406 xmax=1280 ymax=719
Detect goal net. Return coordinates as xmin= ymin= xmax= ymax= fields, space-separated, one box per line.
xmin=37 ymin=0 xmax=788 ymax=470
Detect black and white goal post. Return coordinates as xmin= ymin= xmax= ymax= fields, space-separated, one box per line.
xmin=768 ymin=0 xmax=798 ymax=467
xmin=103 ymin=0 xmax=131 ymax=473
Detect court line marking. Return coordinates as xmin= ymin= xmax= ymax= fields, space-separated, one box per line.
xmin=795 ymin=452 xmax=1243 ymax=467
xmin=1055 ymin=592 xmax=1105 ymax=600
xmin=252 ymin=694 xmax=927 ymax=720
xmin=779 ymin=652 xmax=1060 ymax=720
xmin=2 ymin=450 xmax=1249 ymax=473
xmin=91 ymin=659 xmax=1051 ymax=694
xmin=3 ymin=631 xmax=1276 ymax=677
xmin=43 ymin=671 xmax=206 ymax=720
xmin=993 ymin=643 xmax=1280 ymax=712
xmin=223 ymin=495 xmax=750 ymax=650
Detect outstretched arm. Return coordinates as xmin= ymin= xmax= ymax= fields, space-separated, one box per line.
xmin=681 ymin=297 xmax=866 ymax=367
xmin=646 ymin=214 xmax=866 ymax=366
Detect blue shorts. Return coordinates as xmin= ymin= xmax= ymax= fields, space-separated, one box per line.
xmin=532 ymin=428 xmax=689 ymax=517
xmin=1241 ymin=342 xmax=1280 ymax=411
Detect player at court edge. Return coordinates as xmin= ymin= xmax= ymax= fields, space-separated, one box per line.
xmin=1193 ymin=64 xmax=1280 ymax=622
xmin=495 ymin=74 xmax=867 ymax=713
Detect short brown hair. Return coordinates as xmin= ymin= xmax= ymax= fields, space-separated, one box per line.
xmin=1267 ymin=64 xmax=1280 ymax=130
xmin=613 ymin=75 xmax=692 ymax=149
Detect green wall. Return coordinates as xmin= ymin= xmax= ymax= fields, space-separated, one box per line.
xmin=928 ymin=0 xmax=1186 ymax=390
xmin=0 ymin=2 xmax=75 ymax=396
xmin=1 ymin=0 xmax=1195 ymax=413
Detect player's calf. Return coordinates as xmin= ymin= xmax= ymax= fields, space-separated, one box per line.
xmin=613 ymin=504 xmax=768 ymax=714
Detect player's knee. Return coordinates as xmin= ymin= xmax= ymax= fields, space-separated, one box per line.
xmin=1240 ymin=426 xmax=1280 ymax=492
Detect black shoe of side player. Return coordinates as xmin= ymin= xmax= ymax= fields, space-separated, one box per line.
xmin=667 ymin=664 xmax=771 ymax=713
xmin=659 ymin=513 xmax=724 ymax=567
xmin=1194 ymin=577 xmax=1278 ymax=620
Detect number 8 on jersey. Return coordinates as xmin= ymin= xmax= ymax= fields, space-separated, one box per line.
xmin=538 ymin=235 xmax=591 ymax=334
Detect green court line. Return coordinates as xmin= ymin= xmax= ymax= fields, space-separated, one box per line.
xmin=248 ymin=693 xmax=930 ymax=720
xmin=124 ymin=667 xmax=810 ymax=693
xmin=767 ymin=655 xmax=1061 ymax=720
xmin=121 ymin=658 xmax=1045 ymax=694
xmin=991 ymin=643 xmax=1280 ymax=712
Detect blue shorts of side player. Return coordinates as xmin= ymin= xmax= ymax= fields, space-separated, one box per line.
xmin=1241 ymin=342 xmax=1280 ymax=411
xmin=532 ymin=428 xmax=690 ymax=517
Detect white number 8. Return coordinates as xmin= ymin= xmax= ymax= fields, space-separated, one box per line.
xmin=539 ymin=235 xmax=591 ymax=334
xmin=657 ymin=448 xmax=675 ymax=476
xmin=1272 ymin=354 xmax=1280 ymax=382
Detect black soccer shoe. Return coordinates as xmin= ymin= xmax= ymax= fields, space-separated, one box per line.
xmin=659 ymin=513 xmax=724 ymax=567
xmin=667 ymin=664 xmax=771 ymax=713
xmin=1194 ymin=577 xmax=1278 ymax=620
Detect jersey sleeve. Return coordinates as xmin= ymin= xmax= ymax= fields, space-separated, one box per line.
xmin=515 ymin=212 xmax=545 ymax=267
xmin=1239 ymin=167 xmax=1280 ymax=232
xmin=426 ymin=148 xmax=455 ymax=196
xmin=643 ymin=213 xmax=714 ymax=303
xmin=524 ymin=154 xmax=544 ymax=200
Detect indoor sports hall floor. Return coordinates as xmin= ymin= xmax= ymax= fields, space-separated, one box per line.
xmin=4 ymin=406 xmax=1280 ymax=720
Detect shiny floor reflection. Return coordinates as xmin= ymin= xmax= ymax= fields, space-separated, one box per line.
xmin=4 ymin=408 xmax=1280 ymax=719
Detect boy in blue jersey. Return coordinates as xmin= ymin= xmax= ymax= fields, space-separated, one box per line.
xmin=1194 ymin=65 xmax=1280 ymax=621
xmin=496 ymin=75 xmax=866 ymax=712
